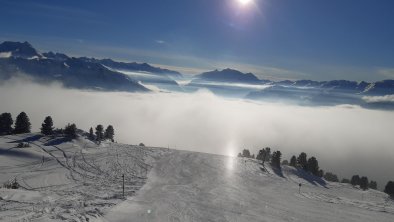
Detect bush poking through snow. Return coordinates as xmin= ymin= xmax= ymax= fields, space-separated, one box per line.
xmin=3 ymin=178 xmax=20 ymax=189
xmin=16 ymin=142 xmax=30 ymax=148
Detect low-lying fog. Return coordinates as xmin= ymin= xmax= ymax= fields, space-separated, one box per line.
xmin=1 ymin=80 xmax=393 ymax=189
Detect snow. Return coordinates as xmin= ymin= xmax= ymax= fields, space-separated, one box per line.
xmin=0 ymin=134 xmax=169 ymax=221
xmin=363 ymin=83 xmax=375 ymax=93
xmin=0 ymin=52 xmax=12 ymax=58
xmin=0 ymin=134 xmax=393 ymax=221
xmin=63 ymin=62 xmax=70 ymax=68
xmin=104 ymin=152 xmax=394 ymax=222
xmin=28 ymin=56 xmax=40 ymax=60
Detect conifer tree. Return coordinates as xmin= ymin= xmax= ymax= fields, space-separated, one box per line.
xmin=359 ymin=176 xmax=369 ymax=190
xmin=95 ymin=124 xmax=104 ymax=143
xmin=242 ymin=149 xmax=251 ymax=158
xmin=89 ymin=127 xmax=94 ymax=140
xmin=341 ymin=178 xmax=350 ymax=183
xmin=40 ymin=116 xmax=54 ymax=135
xmin=324 ymin=172 xmax=339 ymax=182
xmin=297 ymin=152 xmax=308 ymax=170
xmin=14 ymin=112 xmax=31 ymax=134
xmin=271 ymin=150 xmax=282 ymax=168
xmin=369 ymin=180 xmax=377 ymax=190
xmin=64 ymin=123 xmax=77 ymax=139
xmin=307 ymin=156 xmax=319 ymax=176
xmin=317 ymin=169 xmax=324 ymax=177
xmin=384 ymin=181 xmax=394 ymax=197
xmin=0 ymin=113 xmax=13 ymax=135
xmin=105 ymin=125 xmax=115 ymax=142
xmin=256 ymin=147 xmax=271 ymax=164
xmin=289 ymin=155 xmax=297 ymax=167
xmin=351 ymin=175 xmax=361 ymax=186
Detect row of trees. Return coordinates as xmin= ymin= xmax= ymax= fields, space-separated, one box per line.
xmin=41 ymin=116 xmax=78 ymax=139
xmin=0 ymin=112 xmax=31 ymax=135
xmin=237 ymin=147 xmax=394 ymax=197
xmin=239 ymin=147 xmax=282 ymax=169
xmin=88 ymin=125 xmax=114 ymax=143
xmin=348 ymin=175 xmax=377 ymax=190
xmin=0 ymin=112 xmax=115 ymax=143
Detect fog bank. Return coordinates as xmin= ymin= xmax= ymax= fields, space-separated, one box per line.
xmin=1 ymin=80 xmax=393 ymax=189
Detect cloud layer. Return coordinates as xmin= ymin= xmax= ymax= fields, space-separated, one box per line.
xmin=363 ymin=95 xmax=394 ymax=103
xmin=1 ymin=80 xmax=393 ymax=189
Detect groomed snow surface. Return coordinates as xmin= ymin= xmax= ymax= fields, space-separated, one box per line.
xmin=0 ymin=134 xmax=393 ymax=221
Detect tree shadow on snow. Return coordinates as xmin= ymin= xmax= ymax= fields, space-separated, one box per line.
xmin=259 ymin=164 xmax=285 ymax=178
xmin=0 ymin=148 xmax=42 ymax=159
xmin=44 ymin=137 xmax=70 ymax=146
xmin=289 ymin=167 xmax=327 ymax=188
xmin=8 ymin=135 xmax=43 ymax=144
xmin=271 ymin=166 xmax=285 ymax=178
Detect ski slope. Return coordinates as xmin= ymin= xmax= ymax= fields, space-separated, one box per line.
xmin=105 ymin=151 xmax=394 ymax=222
xmin=0 ymin=133 xmax=170 ymax=221
xmin=0 ymin=134 xmax=393 ymax=221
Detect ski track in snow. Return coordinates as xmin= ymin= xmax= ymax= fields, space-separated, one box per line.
xmin=105 ymin=152 xmax=394 ymax=222
xmin=0 ymin=134 xmax=393 ymax=221
xmin=0 ymin=134 xmax=170 ymax=221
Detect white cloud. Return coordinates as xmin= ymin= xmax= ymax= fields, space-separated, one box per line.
xmin=378 ymin=68 xmax=394 ymax=79
xmin=362 ymin=95 xmax=394 ymax=103
xmin=1 ymin=80 xmax=394 ymax=189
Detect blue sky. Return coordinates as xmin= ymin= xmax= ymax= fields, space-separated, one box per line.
xmin=1 ymin=0 xmax=393 ymax=81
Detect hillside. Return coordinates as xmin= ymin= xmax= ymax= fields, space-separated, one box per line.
xmin=0 ymin=134 xmax=393 ymax=221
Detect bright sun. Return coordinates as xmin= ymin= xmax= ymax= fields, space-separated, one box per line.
xmin=238 ymin=0 xmax=252 ymax=6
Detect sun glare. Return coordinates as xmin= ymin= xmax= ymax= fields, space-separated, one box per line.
xmin=238 ymin=0 xmax=252 ymax=6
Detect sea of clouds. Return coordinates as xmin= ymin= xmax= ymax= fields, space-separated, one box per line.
xmin=1 ymin=79 xmax=393 ymax=189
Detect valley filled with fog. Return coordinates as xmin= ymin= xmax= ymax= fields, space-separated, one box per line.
xmin=1 ymin=79 xmax=393 ymax=189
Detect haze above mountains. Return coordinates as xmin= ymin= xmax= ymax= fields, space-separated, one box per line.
xmin=0 ymin=41 xmax=393 ymax=109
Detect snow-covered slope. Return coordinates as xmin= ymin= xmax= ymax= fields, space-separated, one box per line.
xmin=1 ymin=134 xmax=393 ymax=221
xmin=0 ymin=133 xmax=170 ymax=221
xmin=105 ymin=152 xmax=394 ymax=222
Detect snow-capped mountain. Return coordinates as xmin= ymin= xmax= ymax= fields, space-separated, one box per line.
xmin=0 ymin=41 xmax=43 ymax=59
xmin=0 ymin=41 xmax=183 ymax=92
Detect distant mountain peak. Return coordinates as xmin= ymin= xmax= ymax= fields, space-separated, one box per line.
xmin=0 ymin=41 xmax=42 ymax=59
xmin=196 ymin=68 xmax=263 ymax=84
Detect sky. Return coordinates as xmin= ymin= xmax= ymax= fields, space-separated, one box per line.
xmin=0 ymin=0 xmax=394 ymax=81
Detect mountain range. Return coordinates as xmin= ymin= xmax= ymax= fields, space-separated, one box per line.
xmin=0 ymin=41 xmax=393 ymax=108
xmin=0 ymin=41 xmax=182 ymax=92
